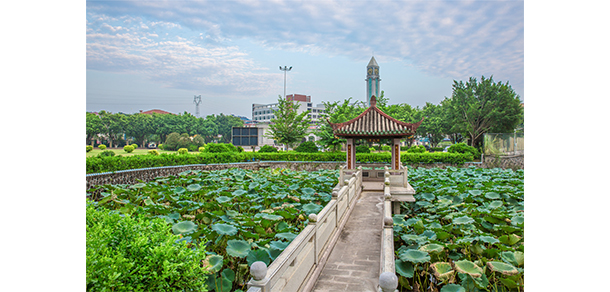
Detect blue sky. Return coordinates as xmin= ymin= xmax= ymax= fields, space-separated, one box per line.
xmin=86 ymin=0 xmax=524 ymax=118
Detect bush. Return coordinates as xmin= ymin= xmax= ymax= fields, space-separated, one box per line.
xmin=98 ymin=150 xmax=115 ymax=158
xmin=99 ymin=144 xmax=107 ymax=150
xmin=123 ymin=145 xmax=134 ymax=153
xmin=407 ymin=145 xmax=426 ymax=153
xmin=178 ymin=148 xmax=189 ymax=155
xmin=356 ymin=144 xmax=371 ymax=153
xmin=199 ymin=146 xmax=206 ymax=152
xmin=148 ymin=149 xmax=159 ymax=156
xmin=294 ymin=141 xmax=318 ymax=153
xmin=163 ymin=133 xmax=181 ymax=151
xmin=258 ymin=145 xmax=278 ymax=153
xmin=158 ymin=144 xmax=164 ymax=150
xmin=202 ymin=143 xmax=237 ymax=153
xmin=86 ymin=202 xmax=209 ymax=291
xmin=448 ymin=142 xmax=480 ymax=158
xmin=236 ymin=146 xmax=244 ymax=152
xmin=131 ymin=144 xmax=138 ymax=149
xmin=187 ymin=144 xmax=198 ymax=152
xmin=381 ymin=145 xmax=391 ymax=151
xmin=86 ymin=145 xmax=93 ymax=152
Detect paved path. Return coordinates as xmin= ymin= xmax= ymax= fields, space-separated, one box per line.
xmin=311 ymin=182 xmax=384 ymax=292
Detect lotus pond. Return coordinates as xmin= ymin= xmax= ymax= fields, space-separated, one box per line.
xmin=87 ymin=168 xmax=338 ymax=292
xmin=394 ymin=166 xmax=524 ymax=292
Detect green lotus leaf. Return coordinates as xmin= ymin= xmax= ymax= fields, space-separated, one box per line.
xmin=419 ymin=243 xmax=444 ymax=254
xmin=453 ymin=216 xmax=475 ymax=225
xmin=499 ymin=277 xmax=520 ymax=289
xmin=487 ymin=261 xmax=519 ymax=275
xmin=401 ymin=234 xmax=427 ymax=244
xmin=485 ymin=192 xmax=501 ymax=200
xmin=261 ymin=213 xmax=283 ymax=221
xmin=499 ymin=234 xmax=522 ymax=245
xmin=221 ymin=268 xmax=235 ymax=282
xmin=514 ymin=251 xmax=524 ymax=266
xmin=420 ymin=193 xmax=435 ymax=201
xmin=289 ymin=184 xmax=300 ymax=191
xmin=422 ymin=230 xmax=437 ymax=240
xmin=302 ymin=187 xmax=315 ymax=195
xmin=392 ymin=215 xmax=406 ymax=226
xmin=186 ymin=184 xmax=201 ymax=192
xmin=269 ymin=240 xmax=289 ymax=250
xmin=211 ymin=223 xmax=238 ymax=236
xmin=511 ymin=215 xmax=524 ymax=225
xmin=302 ymin=203 xmax=323 ymax=215
xmin=478 ymin=235 xmax=499 ymax=244
xmin=399 ymin=249 xmax=431 ymax=264
xmin=226 ymin=210 xmax=239 ymax=217
xmin=431 ymin=262 xmax=454 ymax=282
xmin=226 ymin=239 xmax=251 ymax=258
xmin=246 ymin=249 xmax=271 ymax=266
xmin=174 ymin=186 xmax=185 ymax=194
xmin=440 ymin=284 xmax=465 ymax=292
xmin=132 ymin=183 xmax=146 ymax=189
xmin=232 ymin=189 xmax=247 ymax=196
xmin=216 ymin=196 xmax=232 ymax=204
xmin=453 ymin=260 xmax=483 ymax=277
xmin=488 ymin=201 xmax=503 ymax=209
xmin=427 ymin=222 xmax=443 ymax=229
xmin=171 ymin=221 xmax=197 ymax=235
xmin=468 ymin=190 xmax=483 ymax=196
xmin=249 ymin=182 xmax=259 ymax=190
xmin=395 ymin=259 xmax=414 ymax=278
xmin=436 ymin=231 xmax=452 ymax=241
xmin=275 ymin=232 xmax=297 ymax=241
xmin=205 ymin=254 xmax=223 ymax=273
xmin=144 ymin=198 xmax=154 ymax=205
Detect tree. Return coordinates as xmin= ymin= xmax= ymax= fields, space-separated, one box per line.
xmin=98 ymin=111 xmax=127 ymax=148
xmin=316 ymin=97 xmax=364 ymax=151
xmin=86 ymin=112 xmax=103 ymax=146
xmin=416 ymin=102 xmax=445 ymax=147
xmin=265 ymin=95 xmax=310 ymax=149
xmin=125 ymin=113 xmax=153 ymax=147
xmin=214 ymin=114 xmax=244 ymax=143
xmin=444 ymin=76 xmax=523 ymax=148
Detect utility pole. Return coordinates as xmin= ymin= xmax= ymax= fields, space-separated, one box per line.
xmin=193 ymin=95 xmax=202 ymax=117
xmin=279 ymin=66 xmax=292 ymax=99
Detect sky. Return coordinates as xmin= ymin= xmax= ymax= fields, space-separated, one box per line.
xmin=86 ymin=0 xmax=524 ymax=118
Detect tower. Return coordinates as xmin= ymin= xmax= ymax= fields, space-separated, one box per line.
xmin=365 ymin=56 xmax=380 ymax=106
xmin=193 ymin=95 xmax=202 ymax=117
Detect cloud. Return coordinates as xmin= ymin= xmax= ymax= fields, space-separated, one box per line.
xmin=87 ymin=0 xmax=523 ymax=95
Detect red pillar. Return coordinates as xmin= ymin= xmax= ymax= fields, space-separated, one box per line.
xmin=391 ymin=138 xmax=401 ymax=170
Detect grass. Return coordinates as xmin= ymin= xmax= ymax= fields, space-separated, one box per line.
xmin=86 ymin=148 xmax=183 ymax=157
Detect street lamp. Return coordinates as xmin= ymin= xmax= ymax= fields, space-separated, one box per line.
xmin=279 ymin=66 xmax=292 ymax=99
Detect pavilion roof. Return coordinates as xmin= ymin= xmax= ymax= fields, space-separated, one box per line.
xmin=328 ymin=96 xmax=423 ymax=138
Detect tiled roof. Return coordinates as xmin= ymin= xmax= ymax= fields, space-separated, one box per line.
xmin=329 ymin=96 xmax=423 ymax=138
xmin=140 ymin=109 xmax=174 ymax=115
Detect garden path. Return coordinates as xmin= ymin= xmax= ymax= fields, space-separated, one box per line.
xmin=310 ymin=182 xmax=385 ymax=292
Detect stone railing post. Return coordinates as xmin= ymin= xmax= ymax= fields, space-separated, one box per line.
xmin=379 ymin=272 xmax=398 ymax=292
xmin=247 ymin=261 xmax=270 ymax=292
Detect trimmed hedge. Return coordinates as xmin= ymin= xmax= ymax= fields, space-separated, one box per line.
xmin=86 ymin=152 xmax=473 ymax=174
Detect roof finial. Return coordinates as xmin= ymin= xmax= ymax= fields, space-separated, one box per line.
xmin=370 ymin=95 xmax=377 ymax=107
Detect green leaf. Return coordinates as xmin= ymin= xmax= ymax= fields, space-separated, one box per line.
xmin=420 ymin=193 xmax=435 ymax=201
xmin=216 ymin=196 xmax=232 ymax=204
xmin=275 ymin=232 xmax=297 ymax=242
xmin=206 ymin=255 xmax=223 ymax=273
xmin=186 ymin=184 xmax=201 ymax=192
xmin=221 ymin=268 xmax=235 ymax=282
xmin=260 ymin=213 xmax=283 ymax=221
xmin=302 ymin=203 xmax=323 ymax=215
xmin=246 ymin=249 xmax=271 ymax=266
xmin=232 ymin=189 xmax=247 ymax=196
xmin=452 ymin=216 xmax=474 ymax=225
xmin=477 ymin=235 xmax=499 ymax=244
xmin=171 ymin=221 xmax=197 ymax=235
xmin=440 ymin=284 xmax=465 ymax=292
xmin=226 ymin=239 xmax=251 ymax=258
xmin=468 ymin=190 xmax=482 ymax=196
xmin=486 ymin=261 xmax=519 ymax=275
xmin=211 ymin=223 xmax=238 ymax=236
xmin=398 ymin=249 xmax=430 ymax=264
xmin=498 ymin=234 xmax=522 ymax=245
xmin=395 ymin=259 xmax=414 ymax=278
xmin=511 ymin=215 xmax=524 ymax=225
xmin=488 ymin=201 xmax=503 ymax=209
xmin=301 ymin=187 xmax=315 ymax=195
xmin=269 ymin=240 xmax=289 ymax=250
xmin=174 ymin=186 xmax=185 ymax=194
xmin=485 ymin=192 xmax=501 ymax=199
xmin=431 ymin=262 xmax=454 ymax=282
xmin=419 ymin=243 xmax=444 ymax=254
xmin=453 ymin=260 xmax=483 ymax=277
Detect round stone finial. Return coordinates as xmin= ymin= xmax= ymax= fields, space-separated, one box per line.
xmin=384 ymin=193 xmax=391 ymax=200
xmin=379 ymin=272 xmax=398 ymax=292
xmin=308 ymin=214 xmax=318 ymax=222
xmin=384 ymin=216 xmax=393 ymax=226
xmin=344 ymin=179 xmax=350 ymax=185
xmin=352 ymin=173 xmax=357 ymax=177
xmin=384 ymin=172 xmax=390 ymax=178
xmin=250 ymin=261 xmax=268 ymax=281
xmin=384 ymin=179 xmax=390 ymax=186
xmin=331 ymin=190 xmax=339 ymax=198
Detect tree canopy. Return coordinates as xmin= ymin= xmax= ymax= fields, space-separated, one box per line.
xmin=265 ymin=95 xmax=310 ymax=149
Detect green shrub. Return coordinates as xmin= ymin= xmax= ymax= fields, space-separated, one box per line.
xmin=356 ymin=144 xmax=371 ymax=153
xmin=381 ymin=145 xmax=391 ymax=151
xmin=99 ymin=144 xmax=107 ymax=150
xmin=236 ymin=146 xmax=244 ymax=152
xmin=131 ymin=144 xmax=138 ymax=149
xmin=203 ymin=143 xmax=237 ymax=153
xmin=86 ymin=202 xmax=209 ymax=291
xmin=98 ymin=150 xmax=115 ymax=158
xmin=86 ymin=145 xmax=93 ymax=152
xmin=407 ymin=145 xmax=426 ymax=153
xmin=448 ymin=142 xmax=480 ymax=158
xmin=158 ymin=144 xmax=164 ymax=150
xmin=178 ymin=148 xmax=189 ymax=155
xmin=163 ymin=132 xmax=181 ymax=151
xmin=258 ymin=145 xmax=278 ymax=153
xmin=187 ymin=144 xmax=198 ymax=152
xmin=148 ymin=149 xmax=159 ymax=156
xmin=294 ymin=141 xmax=318 ymax=153
xmin=199 ymin=146 xmax=206 ymax=152
xmin=123 ymin=145 xmax=134 ymax=153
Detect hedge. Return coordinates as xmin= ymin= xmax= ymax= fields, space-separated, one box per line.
xmin=86 ymin=152 xmax=473 ymax=174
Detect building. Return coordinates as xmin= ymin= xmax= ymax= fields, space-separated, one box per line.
xmin=251 ymin=94 xmax=326 ymax=125
xmin=139 ymin=109 xmax=175 ymax=115
xmin=366 ymin=56 xmax=381 ymax=106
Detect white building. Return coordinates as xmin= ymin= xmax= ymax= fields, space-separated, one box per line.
xmin=252 ymin=94 xmax=326 ymax=125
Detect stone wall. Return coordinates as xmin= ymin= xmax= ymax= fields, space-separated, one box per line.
xmin=482 ymin=154 xmax=524 ymax=170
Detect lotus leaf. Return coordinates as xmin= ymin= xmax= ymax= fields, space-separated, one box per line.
xmin=275 ymin=232 xmax=297 ymax=241
xmin=226 ymin=239 xmax=251 ymax=258
xmin=477 ymin=235 xmax=499 ymax=244
xmin=260 ymin=213 xmax=283 ymax=221
xmin=401 ymin=234 xmax=428 ymax=244
xmin=436 ymin=231 xmax=452 ymax=241
xmin=395 ymin=259 xmax=414 ymax=278
xmin=431 ymin=262 xmax=454 ymax=282
xmin=302 ymin=203 xmax=323 ymax=215
xmin=399 ymin=249 xmax=431 ymax=264
xmin=453 ymin=260 xmax=483 ymax=277
xmin=301 ymin=187 xmax=315 ymax=195
xmin=452 ymin=216 xmax=474 ymax=225
xmin=226 ymin=210 xmax=239 ymax=217
xmin=205 ymin=254 xmax=224 ymax=273
xmin=440 ymin=284 xmax=465 ymax=292
xmin=246 ymin=249 xmax=271 ymax=266
xmin=468 ymin=190 xmax=482 ymax=196
xmin=499 ymin=234 xmax=522 ymax=245
xmin=289 ymin=184 xmax=300 ymax=191
xmin=419 ymin=243 xmax=444 ymax=253
xmin=422 ymin=230 xmax=437 ymax=240
xmin=211 ymin=223 xmax=238 ymax=236
xmin=487 ymin=261 xmax=519 ymax=275
xmin=171 ymin=221 xmax=197 ymax=235
xmin=186 ymin=184 xmax=201 ymax=192
xmin=232 ymin=189 xmax=247 ymax=196
xmin=249 ymin=182 xmax=259 ymax=190
xmin=420 ymin=193 xmax=435 ymax=201
xmin=144 ymin=198 xmax=154 ymax=205
xmin=488 ymin=201 xmax=503 ymax=209
xmin=132 ymin=183 xmax=146 ymax=189
xmin=174 ymin=186 xmax=185 ymax=194
xmin=216 ymin=196 xmax=232 ymax=204
xmin=485 ymin=192 xmax=501 ymax=199
xmin=514 ymin=251 xmax=524 ymax=266
xmin=511 ymin=215 xmax=524 ymax=225
xmin=269 ymin=240 xmax=289 ymax=250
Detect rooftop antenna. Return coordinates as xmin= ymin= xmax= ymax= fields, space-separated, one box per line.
xmin=193 ymin=95 xmax=202 ymax=117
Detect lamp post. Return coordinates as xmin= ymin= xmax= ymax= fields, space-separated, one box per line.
xmin=279 ymin=66 xmax=292 ymax=99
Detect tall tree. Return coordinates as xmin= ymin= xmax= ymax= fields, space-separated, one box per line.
xmin=316 ymin=97 xmax=364 ymax=151
xmin=265 ymin=95 xmax=310 ymax=149
xmin=86 ymin=112 xmax=103 ymax=146
xmin=98 ymin=111 xmax=127 ymax=148
xmin=214 ymin=114 xmax=244 ymax=143
xmin=416 ymin=102 xmax=445 ymax=147
xmin=125 ymin=113 xmax=154 ymax=147
xmin=444 ymin=76 xmax=523 ymax=148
